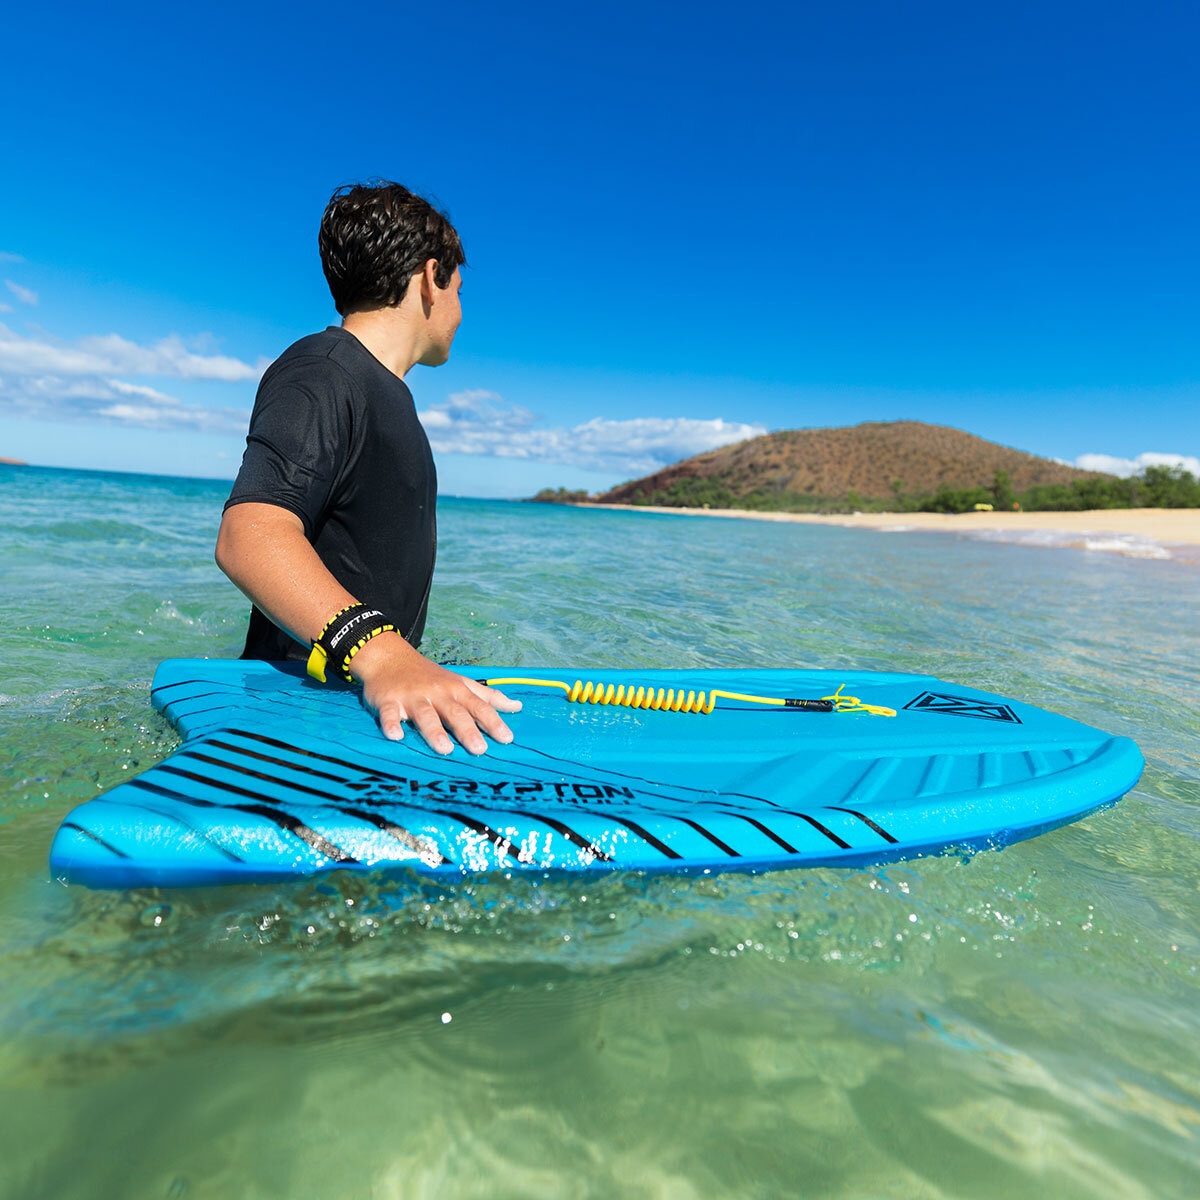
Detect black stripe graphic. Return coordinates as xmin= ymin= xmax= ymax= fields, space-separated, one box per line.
xmin=151 ymin=683 xmax=243 ymax=720
xmin=150 ymin=680 xmax=229 ymax=700
xmin=232 ymin=727 xmax=772 ymax=836
xmin=504 ymin=808 xmax=614 ymax=862
xmin=824 ymin=806 xmax=899 ymax=844
xmin=207 ymin=804 xmax=350 ymax=863
xmin=60 ymin=821 xmax=130 ymax=858
xmin=231 ymin=728 xmax=392 ymax=777
xmin=161 ymin=701 xmax=250 ymax=726
xmin=728 ymin=814 xmax=799 ymax=854
xmin=165 ymin=682 xmax=812 ymax=829
xmin=604 ymin=816 xmax=682 ymax=860
xmin=336 ymin=808 xmax=447 ymax=865
xmin=207 ymin=737 xmax=351 ymax=785
xmin=132 ymin=778 xmax=444 ymax=867
xmin=152 ymin=675 xmax=234 ymax=691
xmin=146 ymin=769 xmax=357 ymax=862
xmin=207 ymin=727 xmax=841 ymax=860
xmin=210 ymin=733 xmax=608 ymax=865
xmin=229 ymin=729 xmax=676 ymax=842
xmin=228 ymin=726 xmax=821 ymax=857
xmin=197 ymin=734 xmax=585 ymax=869
xmin=434 ymin=810 xmax=525 ymax=862
xmin=183 ymin=745 xmax=448 ymax=864
xmin=116 ymin=799 xmax=245 ymax=862
xmin=678 ymin=818 xmax=740 ymax=857
xmin=183 ymin=748 xmax=357 ymax=805
xmin=774 ymin=810 xmax=852 ymax=849
xmin=231 ymin=726 xmax=714 ymax=823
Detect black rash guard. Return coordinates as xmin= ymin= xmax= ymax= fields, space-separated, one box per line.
xmin=224 ymin=327 xmax=437 ymax=662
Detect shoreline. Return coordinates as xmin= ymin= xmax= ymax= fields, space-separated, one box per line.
xmin=577 ymin=503 xmax=1200 ymax=560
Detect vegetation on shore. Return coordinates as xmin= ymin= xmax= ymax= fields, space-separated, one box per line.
xmin=527 ymin=421 xmax=1200 ymax=513
xmin=594 ymin=465 xmax=1200 ymax=514
xmin=528 ymin=487 xmax=591 ymax=504
xmin=918 ymin=465 xmax=1200 ymax=513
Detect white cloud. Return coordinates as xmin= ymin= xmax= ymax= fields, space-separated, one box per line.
xmin=1074 ymin=451 xmax=1200 ymax=478
xmin=0 ymin=321 xmax=269 ymax=434
xmin=0 ymin=371 xmax=251 ymax=434
xmin=0 ymin=324 xmax=268 ymax=382
xmin=0 ymin=252 xmax=25 ymax=264
xmin=418 ymin=389 xmax=536 ymax=433
xmin=420 ymin=390 xmax=766 ymax=476
xmin=1 ymin=315 xmax=764 ymax=474
xmin=4 ymin=280 xmax=38 ymax=306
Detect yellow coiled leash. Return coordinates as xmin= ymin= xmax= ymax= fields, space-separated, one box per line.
xmin=480 ymin=677 xmax=896 ymax=717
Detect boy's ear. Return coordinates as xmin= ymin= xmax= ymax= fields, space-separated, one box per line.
xmin=401 ymin=264 xmax=432 ymax=311
xmin=421 ymin=259 xmax=440 ymax=299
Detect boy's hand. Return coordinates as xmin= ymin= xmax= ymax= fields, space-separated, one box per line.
xmin=349 ymin=632 xmax=521 ymax=754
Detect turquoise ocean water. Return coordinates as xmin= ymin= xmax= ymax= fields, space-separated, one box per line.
xmin=2 ymin=462 xmax=1199 ymax=1199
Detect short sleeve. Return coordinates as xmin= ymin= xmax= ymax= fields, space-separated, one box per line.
xmin=224 ymin=358 xmax=355 ymax=536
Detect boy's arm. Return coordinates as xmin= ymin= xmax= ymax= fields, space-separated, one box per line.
xmin=215 ymin=502 xmax=520 ymax=755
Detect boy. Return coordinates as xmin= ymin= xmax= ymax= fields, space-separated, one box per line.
xmin=216 ymin=181 xmax=520 ymax=755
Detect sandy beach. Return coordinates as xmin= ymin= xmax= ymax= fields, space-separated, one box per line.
xmin=584 ymin=503 xmax=1200 ymax=557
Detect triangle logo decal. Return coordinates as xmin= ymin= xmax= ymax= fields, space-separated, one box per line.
xmin=903 ymin=691 xmax=1022 ymax=724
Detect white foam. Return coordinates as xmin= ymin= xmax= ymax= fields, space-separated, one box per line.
xmin=960 ymin=528 xmax=1174 ymax=560
xmin=155 ymin=600 xmax=197 ymax=624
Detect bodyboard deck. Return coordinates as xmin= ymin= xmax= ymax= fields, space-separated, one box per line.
xmin=49 ymin=659 xmax=1144 ymax=888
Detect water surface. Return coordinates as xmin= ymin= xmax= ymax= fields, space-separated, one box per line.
xmin=2 ymin=464 xmax=1198 ymax=1199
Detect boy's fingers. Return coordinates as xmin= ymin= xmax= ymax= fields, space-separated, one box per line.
xmin=410 ymin=702 xmax=455 ymax=755
xmin=464 ymin=678 xmax=523 ymax=713
xmin=365 ymin=668 xmax=518 ymax=753
xmin=465 ymin=695 xmax=514 ymax=745
xmin=441 ymin=702 xmax=489 ymax=756
xmin=375 ymin=701 xmax=406 ymax=741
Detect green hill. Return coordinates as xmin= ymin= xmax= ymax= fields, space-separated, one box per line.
xmin=592 ymin=421 xmax=1111 ymax=513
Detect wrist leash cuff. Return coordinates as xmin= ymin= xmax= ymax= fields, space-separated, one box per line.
xmin=307 ymin=604 xmax=396 ymax=684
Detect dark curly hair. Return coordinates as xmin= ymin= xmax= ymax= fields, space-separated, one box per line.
xmin=318 ymin=181 xmax=466 ymax=317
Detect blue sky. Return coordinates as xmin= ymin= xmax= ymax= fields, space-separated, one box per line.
xmin=1 ymin=0 xmax=1197 ymax=495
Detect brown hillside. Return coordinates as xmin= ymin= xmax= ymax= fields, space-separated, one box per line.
xmin=596 ymin=421 xmax=1104 ymax=504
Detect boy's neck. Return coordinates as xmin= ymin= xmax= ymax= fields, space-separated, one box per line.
xmin=340 ymin=306 xmax=422 ymax=379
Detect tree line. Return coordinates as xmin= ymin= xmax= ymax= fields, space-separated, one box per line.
xmin=540 ymin=464 xmax=1200 ymax=513
xmin=912 ymin=465 xmax=1200 ymax=514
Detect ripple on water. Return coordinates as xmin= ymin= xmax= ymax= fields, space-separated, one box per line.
xmin=2 ymin=475 xmax=1200 ymax=1197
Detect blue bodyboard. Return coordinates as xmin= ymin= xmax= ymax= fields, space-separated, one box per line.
xmin=49 ymin=659 xmax=1144 ymax=888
